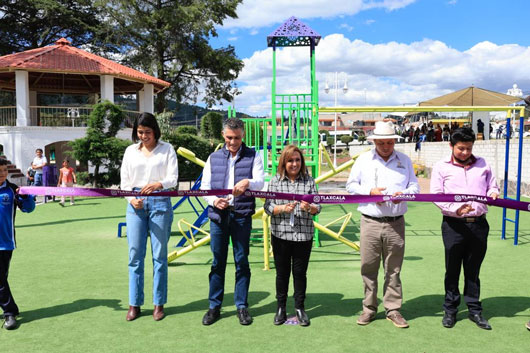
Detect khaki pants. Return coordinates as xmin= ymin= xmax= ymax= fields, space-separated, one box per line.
xmin=360 ymin=215 xmax=405 ymax=315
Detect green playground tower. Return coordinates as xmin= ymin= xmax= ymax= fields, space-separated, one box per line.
xmin=267 ymin=16 xmax=322 ymax=177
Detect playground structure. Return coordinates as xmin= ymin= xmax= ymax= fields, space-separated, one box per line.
xmin=167 ymin=145 xmax=363 ymax=270
xmin=118 ymin=17 xmax=526 ymax=268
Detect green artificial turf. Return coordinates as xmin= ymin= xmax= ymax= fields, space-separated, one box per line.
xmin=2 ymin=195 xmax=529 ymax=353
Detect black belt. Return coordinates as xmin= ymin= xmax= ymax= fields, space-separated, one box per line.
xmin=444 ymin=214 xmax=486 ymax=223
xmin=362 ymin=214 xmax=403 ymax=222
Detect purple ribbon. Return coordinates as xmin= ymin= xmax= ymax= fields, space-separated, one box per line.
xmin=18 ymin=186 xmax=530 ymax=212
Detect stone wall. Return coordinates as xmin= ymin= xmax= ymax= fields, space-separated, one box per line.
xmin=349 ymin=139 xmax=530 ymax=196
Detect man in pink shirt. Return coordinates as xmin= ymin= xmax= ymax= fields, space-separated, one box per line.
xmin=430 ymin=127 xmax=499 ymax=330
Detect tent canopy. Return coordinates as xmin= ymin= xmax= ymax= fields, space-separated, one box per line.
xmin=419 ymin=86 xmax=522 ymax=106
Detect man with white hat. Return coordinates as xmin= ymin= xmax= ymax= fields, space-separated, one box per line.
xmin=346 ymin=120 xmax=419 ymax=328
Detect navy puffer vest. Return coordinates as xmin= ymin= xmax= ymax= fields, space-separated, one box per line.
xmin=207 ymin=143 xmax=256 ymax=222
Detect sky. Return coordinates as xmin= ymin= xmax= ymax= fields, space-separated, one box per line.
xmin=207 ymin=0 xmax=530 ymax=116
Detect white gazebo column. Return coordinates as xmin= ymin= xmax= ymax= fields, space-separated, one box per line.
xmin=141 ymin=83 xmax=154 ymax=114
xmin=15 ymin=70 xmax=30 ymax=126
xmin=29 ymin=90 xmax=37 ymax=125
xmin=100 ymin=75 xmax=114 ymax=103
xmin=138 ymin=89 xmax=145 ymax=113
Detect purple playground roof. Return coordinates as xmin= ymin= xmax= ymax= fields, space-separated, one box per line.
xmin=267 ymin=16 xmax=321 ymax=47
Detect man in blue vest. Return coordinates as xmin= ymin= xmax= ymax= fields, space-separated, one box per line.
xmin=200 ymin=118 xmax=265 ymax=325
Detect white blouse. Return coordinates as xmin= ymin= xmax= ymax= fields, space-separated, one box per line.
xmin=120 ymin=141 xmax=179 ymax=202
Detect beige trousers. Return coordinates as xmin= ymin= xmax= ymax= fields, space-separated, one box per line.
xmin=360 ymin=215 xmax=405 ymax=315
xmin=60 ymin=182 xmax=74 ymax=203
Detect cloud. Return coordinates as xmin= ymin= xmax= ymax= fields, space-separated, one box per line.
xmin=231 ymin=34 xmax=530 ymax=115
xmin=365 ymin=19 xmax=375 ymax=25
xmin=339 ymin=23 xmax=354 ymax=32
xmin=447 ymin=0 xmax=457 ymax=5
xmin=227 ymin=37 xmax=238 ymax=42
xmin=224 ymin=0 xmax=416 ymax=29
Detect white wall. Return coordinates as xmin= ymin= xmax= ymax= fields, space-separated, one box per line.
xmin=0 ymin=127 xmax=132 ymax=172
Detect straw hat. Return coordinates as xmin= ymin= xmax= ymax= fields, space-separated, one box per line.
xmin=367 ymin=121 xmax=402 ymax=140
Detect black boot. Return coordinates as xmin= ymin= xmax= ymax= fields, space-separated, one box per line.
xmin=273 ymin=307 xmax=287 ymax=325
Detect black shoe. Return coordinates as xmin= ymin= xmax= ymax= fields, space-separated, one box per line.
xmin=237 ymin=307 xmax=253 ymax=325
xmin=295 ymin=308 xmax=310 ymax=327
xmin=442 ymin=312 xmax=456 ymax=328
xmin=273 ymin=307 xmax=287 ymax=325
xmin=468 ymin=313 xmax=491 ymax=330
xmin=3 ymin=315 xmax=17 ymax=330
xmin=202 ymin=307 xmax=220 ymax=326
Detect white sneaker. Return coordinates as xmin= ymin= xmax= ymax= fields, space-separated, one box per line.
xmin=70 ymin=202 xmax=75 ymax=205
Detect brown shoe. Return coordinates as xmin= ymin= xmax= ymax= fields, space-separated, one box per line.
xmin=126 ymin=306 xmax=141 ymax=321
xmin=526 ymin=321 xmax=530 ymax=330
xmin=153 ymin=305 xmax=165 ymax=321
xmin=357 ymin=312 xmax=376 ymax=325
xmin=386 ymin=311 xmax=409 ymax=328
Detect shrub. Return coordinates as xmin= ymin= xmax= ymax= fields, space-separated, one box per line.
xmin=176 ymin=126 xmax=198 ymax=135
xmin=165 ymin=132 xmax=217 ymax=181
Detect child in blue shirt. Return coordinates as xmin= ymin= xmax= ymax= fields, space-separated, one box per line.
xmin=0 ymin=159 xmax=35 ymax=330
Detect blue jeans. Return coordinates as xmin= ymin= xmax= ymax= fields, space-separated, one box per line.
xmin=208 ymin=211 xmax=252 ymax=309
xmin=126 ymin=195 xmax=173 ymax=306
xmin=34 ymin=173 xmax=43 ymax=186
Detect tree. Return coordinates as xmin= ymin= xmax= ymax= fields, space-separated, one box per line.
xmin=68 ymin=101 xmax=130 ymax=186
xmin=340 ymin=135 xmax=354 ymax=148
xmin=101 ymin=0 xmax=244 ymax=112
xmin=358 ymin=133 xmax=367 ymax=145
xmin=200 ymin=112 xmax=223 ymax=140
xmin=0 ymin=0 xmax=113 ymax=55
xmin=155 ymin=111 xmax=174 ymax=140
xmin=326 ymin=136 xmax=335 ymax=152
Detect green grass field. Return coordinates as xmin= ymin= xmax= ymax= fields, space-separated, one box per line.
xmin=2 ymin=195 xmax=529 ymax=353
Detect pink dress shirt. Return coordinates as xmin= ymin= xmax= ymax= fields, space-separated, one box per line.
xmin=430 ymin=155 xmax=500 ymax=217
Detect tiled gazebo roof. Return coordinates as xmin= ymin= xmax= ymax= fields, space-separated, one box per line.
xmin=0 ymin=38 xmax=170 ymax=93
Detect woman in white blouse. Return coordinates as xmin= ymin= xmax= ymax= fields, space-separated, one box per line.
xmin=120 ymin=112 xmax=178 ymax=322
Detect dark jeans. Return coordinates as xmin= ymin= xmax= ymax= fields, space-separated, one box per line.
xmin=208 ymin=211 xmax=252 ymax=309
xmin=441 ymin=216 xmax=489 ymax=315
xmin=271 ymin=236 xmax=312 ymax=309
xmin=0 ymin=251 xmax=19 ymax=317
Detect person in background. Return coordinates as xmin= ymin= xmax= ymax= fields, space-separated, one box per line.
xmin=0 ymin=158 xmax=36 ymax=330
xmin=57 ymin=159 xmax=77 ymax=206
xmin=477 ymin=119 xmax=485 ymax=140
xmin=120 ymin=112 xmax=178 ymax=322
xmin=430 ymin=127 xmax=499 ymax=330
xmin=434 ymin=124 xmax=443 ymax=142
xmin=32 ymin=148 xmax=47 ymax=186
xmin=346 ymin=121 xmax=419 ymax=329
xmin=26 ymin=165 xmax=35 ymax=186
xmin=264 ymin=145 xmax=321 ymax=327
xmin=443 ymin=124 xmax=450 ymax=141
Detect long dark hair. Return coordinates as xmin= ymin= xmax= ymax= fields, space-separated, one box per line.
xmin=132 ymin=112 xmax=161 ymax=143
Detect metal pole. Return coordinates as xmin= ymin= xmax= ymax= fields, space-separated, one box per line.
xmin=333 ymin=72 xmax=337 ymax=167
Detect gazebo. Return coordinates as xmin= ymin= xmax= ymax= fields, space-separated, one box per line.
xmin=0 ymin=38 xmax=170 ymax=181
xmin=419 ymin=86 xmax=522 ymax=139
xmin=0 ymin=38 xmax=170 ymax=127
